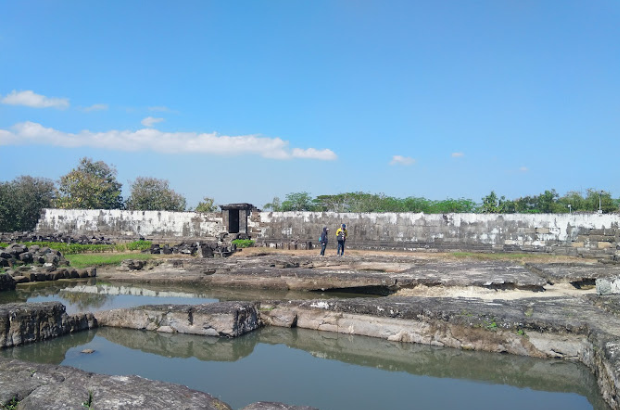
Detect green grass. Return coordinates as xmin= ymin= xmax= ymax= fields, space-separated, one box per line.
xmin=65 ymin=252 xmax=155 ymax=268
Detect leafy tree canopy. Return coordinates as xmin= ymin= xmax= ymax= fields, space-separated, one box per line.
xmin=125 ymin=177 xmax=186 ymax=211
xmin=195 ymin=197 xmax=218 ymax=212
xmin=0 ymin=176 xmax=56 ymax=231
xmin=266 ymin=189 xmax=619 ymax=214
xmin=55 ymin=158 xmax=123 ymax=210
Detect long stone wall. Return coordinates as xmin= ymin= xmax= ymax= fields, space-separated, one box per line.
xmin=36 ymin=209 xmax=225 ymax=239
xmin=35 ymin=209 xmax=620 ymax=259
xmin=252 ymin=211 xmax=620 ymax=259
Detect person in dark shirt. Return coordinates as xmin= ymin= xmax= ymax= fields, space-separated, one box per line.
xmin=319 ymin=226 xmax=329 ymax=256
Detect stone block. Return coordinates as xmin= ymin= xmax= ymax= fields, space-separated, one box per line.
xmin=597 ymin=277 xmax=620 ymax=295
xmin=598 ymin=242 xmax=613 ymax=249
xmin=535 ymin=228 xmax=550 ymax=234
xmin=571 ymin=242 xmax=584 ymax=248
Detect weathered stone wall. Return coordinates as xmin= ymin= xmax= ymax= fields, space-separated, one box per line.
xmin=0 ymin=302 xmax=95 ymax=348
xmin=36 ymin=209 xmax=225 ymax=239
xmin=253 ymin=212 xmax=620 ymax=259
xmin=34 ymin=209 xmax=620 ymax=258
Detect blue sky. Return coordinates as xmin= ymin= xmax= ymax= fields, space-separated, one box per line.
xmin=1 ymin=1 xmax=619 ymax=209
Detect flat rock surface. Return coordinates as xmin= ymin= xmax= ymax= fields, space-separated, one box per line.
xmin=0 ymin=357 xmax=233 ymax=410
xmin=97 ymin=254 xmax=553 ymax=292
xmin=527 ymin=262 xmax=620 ymax=283
xmin=265 ymin=294 xmax=620 ymax=338
xmin=0 ymin=357 xmax=315 ymax=410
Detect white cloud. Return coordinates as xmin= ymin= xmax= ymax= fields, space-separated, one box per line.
xmin=148 ymin=106 xmax=170 ymax=112
xmin=389 ymin=155 xmax=415 ymax=166
xmin=141 ymin=116 xmax=164 ymax=127
xmin=1 ymin=90 xmax=69 ymax=109
xmin=519 ymin=166 xmax=529 ymax=172
xmin=0 ymin=122 xmax=338 ymax=161
xmin=83 ymin=104 xmax=108 ymax=112
xmin=292 ymin=147 xmax=337 ymax=160
xmin=451 ymin=152 xmax=464 ymax=158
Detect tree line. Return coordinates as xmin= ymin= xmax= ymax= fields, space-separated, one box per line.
xmin=0 ymin=157 xmax=217 ymax=232
xmin=264 ymin=190 xmax=620 ymax=214
xmin=2 ymin=157 xmax=619 ymax=232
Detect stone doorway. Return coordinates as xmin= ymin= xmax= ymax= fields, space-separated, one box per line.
xmin=228 ymin=209 xmax=240 ymax=233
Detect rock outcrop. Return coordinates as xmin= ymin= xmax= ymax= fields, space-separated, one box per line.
xmin=0 ymin=358 xmax=234 ymax=410
xmin=95 ymin=301 xmax=261 ymax=337
xmin=0 ymin=302 xmax=96 ymax=348
xmin=0 ymin=243 xmax=96 ymax=286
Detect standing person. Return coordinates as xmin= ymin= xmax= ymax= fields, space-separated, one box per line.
xmin=336 ymin=223 xmax=348 ymax=256
xmin=319 ymin=226 xmax=329 ymax=256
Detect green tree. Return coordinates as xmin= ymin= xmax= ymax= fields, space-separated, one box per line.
xmin=431 ymin=198 xmax=478 ymax=213
xmin=536 ymin=190 xmax=559 ymax=213
xmin=0 ymin=181 xmax=16 ymax=231
xmin=125 ymin=177 xmax=186 ymax=211
xmin=281 ymin=192 xmax=314 ymax=211
xmin=480 ymin=191 xmax=500 ymax=213
xmin=56 ymin=158 xmax=123 ymax=209
xmin=585 ymin=189 xmax=615 ymax=213
xmin=263 ymin=196 xmax=282 ymax=211
xmin=195 ymin=197 xmax=218 ymax=212
xmin=0 ymin=176 xmax=56 ymax=231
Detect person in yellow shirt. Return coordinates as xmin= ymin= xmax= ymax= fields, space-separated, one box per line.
xmin=335 ymin=223 xmax=348 ymax=256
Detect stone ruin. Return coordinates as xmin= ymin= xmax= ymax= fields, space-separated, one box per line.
xmin=0 ymin=231 xmax=114 ymax=245
xmin=0 ymin=243 xmax=97 ymax=290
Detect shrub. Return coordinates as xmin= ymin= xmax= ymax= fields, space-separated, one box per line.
xmin=232 ymin=239 xmax=255 ymax=248
xmin=126 ymin=240 xmax=152 ymax=251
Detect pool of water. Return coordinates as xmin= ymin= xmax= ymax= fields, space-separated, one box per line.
xmin=0 ymin=326 xmax=608 ymax=410
xmin=0 ymin=279 xmax=374 ymax=314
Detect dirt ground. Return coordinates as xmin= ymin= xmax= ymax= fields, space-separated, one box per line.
xmin=233 ymin=246 xmax=586 ymax=263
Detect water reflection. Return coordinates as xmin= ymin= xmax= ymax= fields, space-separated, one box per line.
xmin=1 ymin=327 xmax=608 ymax=410
xmin=0 ymin=329 xmax=96 ymax=364
xmin=0 ymin=280 xmax=374 ymax=314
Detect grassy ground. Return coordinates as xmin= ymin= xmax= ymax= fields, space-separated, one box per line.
xmin=65 ymin=252 xmax=156 ymax=268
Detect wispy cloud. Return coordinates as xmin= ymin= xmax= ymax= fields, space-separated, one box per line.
xmin=519 ymin=166 xmax=529 ymax=172
xmin=389 ymin=155 xmax=415 ymax=166
xmin=1 ymin=90 xmax=69 ymax=109
xmin=0 ymin=122 xmax=338 ymax=161
xmin=451 ymin=152 xmax=464 ymax=158
xmin=141 ymin=116 xmax=165 ymax=127
xmin=82 ymin=104 xmax=108 ymax=112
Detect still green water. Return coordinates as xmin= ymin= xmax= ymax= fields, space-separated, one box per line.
xmin=0 ymin=326 xmax=609 ymax=410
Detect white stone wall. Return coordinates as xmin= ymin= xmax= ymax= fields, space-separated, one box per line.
xmin=36 ymin=209 xmax=226 ymax=238
xmin=256 ymin=211 xmax=620 ymax=257
xmin=35 ymin=209 xmax=620 ymax=257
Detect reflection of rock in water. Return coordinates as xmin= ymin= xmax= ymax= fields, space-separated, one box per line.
xmin=0 ymin=330 xmax=96 ymax=365
xmin=59 ymin=291 xmax=111 ymax=310
xmin=96 ymin=326 xmax=606 ymax=409
xmin=96 ymin=327 xmax=258 ymax=362
xmin=61 ymin=282 xmax=362 ymax=302
xmin=255 ymin=327 xmax=608 ymax=410
xmin=62 ymin=285 xmax=203 ymax=298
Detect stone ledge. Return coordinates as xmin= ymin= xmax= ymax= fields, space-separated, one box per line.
xmin=95 ymin=301 xmax=261 ymax=337
xmin=0 ymin=302 xmax=96 ymax=348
